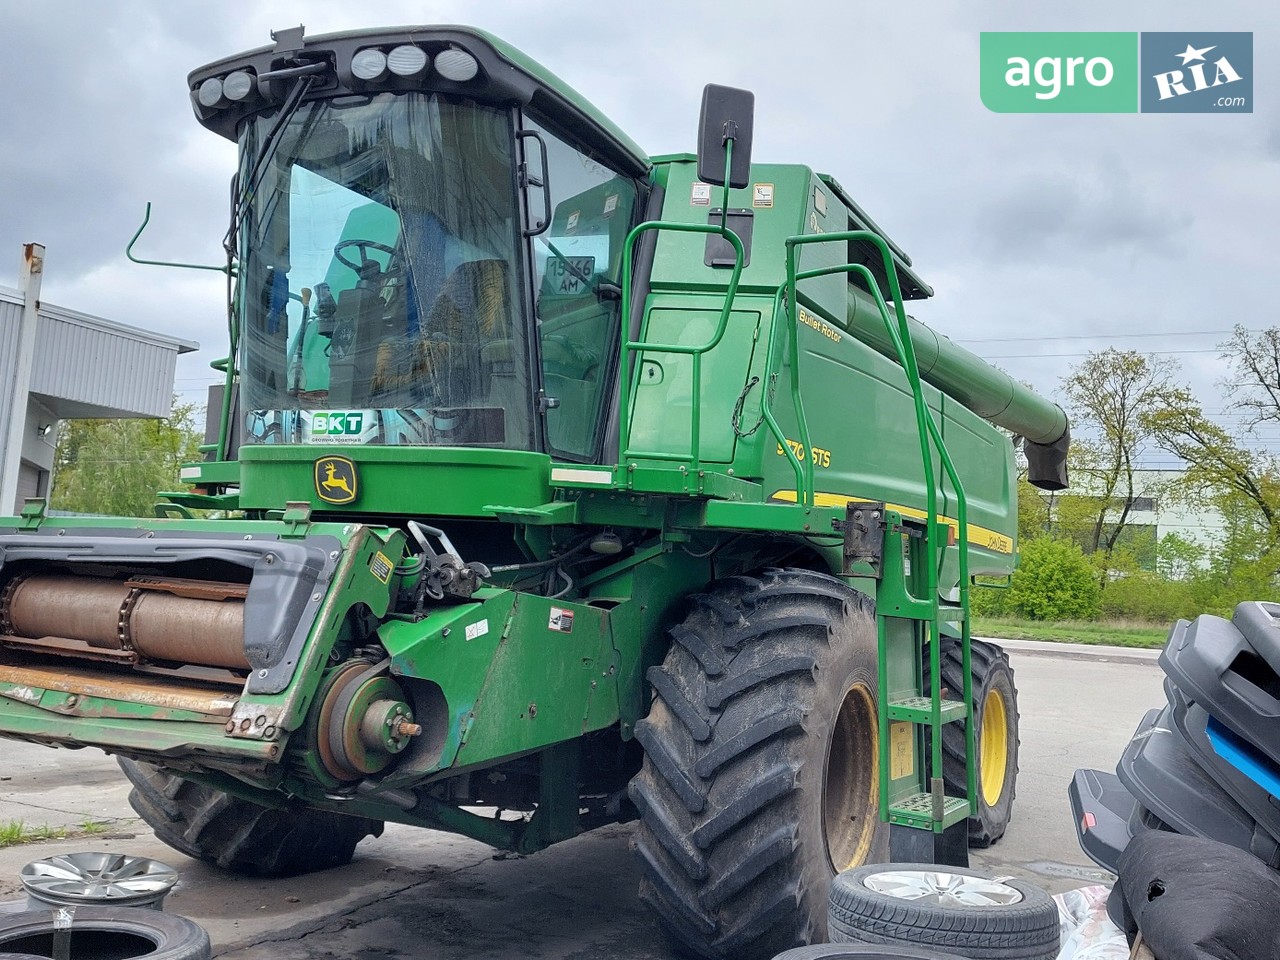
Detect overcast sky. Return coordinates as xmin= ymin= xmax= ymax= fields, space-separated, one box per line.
xmin=1 ymin=0 xmax=1275 ymax=467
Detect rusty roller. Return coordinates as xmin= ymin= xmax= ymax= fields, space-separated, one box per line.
xmin=2 ymin=574 xmax=249 ymax=670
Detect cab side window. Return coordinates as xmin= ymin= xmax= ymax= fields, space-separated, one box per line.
xmin=524 ymin=117 xmax=638 ymax=460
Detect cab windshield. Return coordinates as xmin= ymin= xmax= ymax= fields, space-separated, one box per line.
xmin=237 ymin=92 xmax=531 ymax=448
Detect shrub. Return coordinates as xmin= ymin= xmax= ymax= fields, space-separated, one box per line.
xmin=1005 ymin=537 xmax=1100 ymax=621
xmin=969 ymin=577 xmax=1012 ymax=617
xmin=1098 ymin=569 xmax=1197 ymax=623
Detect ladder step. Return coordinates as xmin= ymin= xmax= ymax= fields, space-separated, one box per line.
xmin=888 ymin=793 xmax=971 ymax=830
xmin=881 ymin=605 xmax=967 ymax=624
xmin=887 ymin=697 xmax=968 ymax=724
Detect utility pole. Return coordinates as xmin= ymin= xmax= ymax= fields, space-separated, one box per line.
xmin=0 ymin=243 xmax=45 ymax=513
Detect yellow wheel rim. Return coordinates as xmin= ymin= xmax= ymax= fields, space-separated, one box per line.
xmin=979 ymin=687 xmax=1009 ymax=806
xmin=823 ymin=683 xmax=879 ymax=872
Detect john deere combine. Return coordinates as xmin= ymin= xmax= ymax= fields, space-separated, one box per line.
xmin=0 ymin=25 xmax=1069 ymax=959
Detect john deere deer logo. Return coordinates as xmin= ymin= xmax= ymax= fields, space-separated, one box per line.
xmin=314 ymin=456 xmax=358 ymax=505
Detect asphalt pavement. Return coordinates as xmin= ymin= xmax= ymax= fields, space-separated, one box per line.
xmin=0 ymin=639 xmax=1167 ymax=958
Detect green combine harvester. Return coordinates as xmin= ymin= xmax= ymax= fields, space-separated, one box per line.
xmin=0 ymin=25 xmax=1070 ymax=959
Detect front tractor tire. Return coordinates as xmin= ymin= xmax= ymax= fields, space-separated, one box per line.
xmin=629 ymin=569 xmax=886 ymax=960
xmin=119 ymin=759 xmax=384 ymax=876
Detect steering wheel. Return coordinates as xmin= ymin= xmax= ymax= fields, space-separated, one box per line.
xmin=333 ymin=239 xmax=399 ymax=277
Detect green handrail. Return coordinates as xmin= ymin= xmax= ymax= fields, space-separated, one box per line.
xmin=126 ymin=202 xmax=234 ymax=275
xmin=779 ymin=230 xmax=976 ymax=821
xmin=617 ymin=220 xmax=745 ymax=470
xmin=757 ymin=285 xmax=813 ymax=507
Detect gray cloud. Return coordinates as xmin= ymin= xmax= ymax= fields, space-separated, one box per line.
xmin=1 ymin=0 xmax=1276 ymax=458
xmin=973 ymin=165 xmax=1194 ymax=260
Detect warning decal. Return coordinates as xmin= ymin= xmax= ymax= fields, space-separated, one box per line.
xmin=889 ymin=721 xmax=915 ymax=780
xmin=549 ymin=607 xmax=575 ymax=633
xmin=369 ymin=552 xmax=393 ymax=584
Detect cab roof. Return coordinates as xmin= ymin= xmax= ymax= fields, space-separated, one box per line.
xmin=188 ymin=25 xmax=650 ymax=178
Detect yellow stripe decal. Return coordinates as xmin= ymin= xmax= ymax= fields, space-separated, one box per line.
xmin=768 ymin=490 xmax=1014 ymax=555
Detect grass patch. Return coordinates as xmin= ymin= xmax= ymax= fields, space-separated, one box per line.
xmin=0 ymin=820 xmax=69 ymax=848
xmin=974 ymin=616 xmax=1170 ymax=649
xmin=0 ymin=818 xmax=119 ymax=849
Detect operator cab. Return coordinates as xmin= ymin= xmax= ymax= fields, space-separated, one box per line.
xmin=191 ymin=26 xmax=648 ymax=461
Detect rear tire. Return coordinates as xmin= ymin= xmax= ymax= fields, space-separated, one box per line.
xmin=0 ymin=906 xmax=211 ymax=960
xmin=932 ymin=639 xmax=1019 ymax=847
xmin=119 ymin=759 xmax=383 ymax=876
xmin=773 ymin=947 xmax=973 ymax=960
xmin=629 ymin=569 xmax=887 ymax=960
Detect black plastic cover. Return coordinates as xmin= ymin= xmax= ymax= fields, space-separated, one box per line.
xmin=1166 ymin=679 xmax=1280 ymax=846
xmin=1161 ymin=613 xmax=1280 ymax=760
xmin=1232 ymin=600 xmax=1280 ymax=675
xmin=1114 ymin=832 xmax=1280 ymax=959
xmin=1069 ymin=767 xmax=1138 ymax=873
xmin=1116 ymin=704 xmax=1280 ymax=867
xmin=703 ymin=208 xmax=753 ymax=268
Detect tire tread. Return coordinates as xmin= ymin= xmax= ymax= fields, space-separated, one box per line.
xmin=119 ymin=758 xmax=382 ymax=877
xmin=630 ymin=569 xmax=882 ymax=960
xmin=828 ymin=864 xmax=1058 ymax=960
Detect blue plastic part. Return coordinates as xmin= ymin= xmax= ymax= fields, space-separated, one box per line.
xmin=1208 ymin=714 xmax=1280 ymax=799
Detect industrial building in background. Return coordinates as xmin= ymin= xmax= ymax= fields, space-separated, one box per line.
xmin=0 ymin=243 xmax=198 ymax=513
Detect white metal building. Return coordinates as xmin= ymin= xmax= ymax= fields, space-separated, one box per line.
xmin=0 ymin=244 xmax=198 ymax=513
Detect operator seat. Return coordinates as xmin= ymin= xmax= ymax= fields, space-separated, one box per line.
xmin=327 ymin=257 xmax=396 ymax=406
xmin=373 ymin=258 xmax=513 ymax=443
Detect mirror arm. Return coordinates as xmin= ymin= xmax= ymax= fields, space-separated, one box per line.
xmin=719 ymin=138 xmax=733 ymax=229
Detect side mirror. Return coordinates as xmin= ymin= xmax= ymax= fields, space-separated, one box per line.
xmin=697 ymin=84 xmax=754 ymax=189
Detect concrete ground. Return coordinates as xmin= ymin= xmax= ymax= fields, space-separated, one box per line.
xmin=0 ymin=640 xmax=1167 ymax=958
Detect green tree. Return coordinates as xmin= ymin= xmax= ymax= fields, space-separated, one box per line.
xmin=1145 ymin=388 xmax=1280 ymax=543
xmin=1144 ymin=349 xmax=1280 ymax=556
xmin=1061 ymin=349 xmax=1176 ymax=565
xmin=51 ymin=401 xmax=203 ymax=518
xmin=1156 ymin=532 xmax=1205 ymax=581
xmin=1016 ymin=475 xmax=1051 ymax=544
xmin=1005 ymin=537 xmax=1101 ymax=621
xmin=1220 ymin=326 xmax=1280 ymax=433
xmin=1181 ymin=489 xmax=1278 ymax=615
xmin=1143 ymin=326 xmax=1280 ymax=607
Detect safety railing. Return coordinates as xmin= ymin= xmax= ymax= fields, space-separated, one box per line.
xmin=617 ymin=220 xmax=745 ymax=471
xmin=767 ymin=230 xmax=977 ymax=816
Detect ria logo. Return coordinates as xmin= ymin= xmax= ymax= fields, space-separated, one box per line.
xmin=981 ymin=32 xmax=1254 ymax=114
xmin=1141 ymin=33 xmax=1252 ymax=113
xmin=1153 ymin=44 xmax=1242 ymax=100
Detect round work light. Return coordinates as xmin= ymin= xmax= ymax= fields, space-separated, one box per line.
xmin=387 ymin=45 xmax=429 ymax=77
xmin=351 ymin=48 xmax=389 ymax=81
xmin=435 ymin=48 xmax=479 ymax=82
xmin=196 ymin=77 xmax=224 ymax=107
xmin=222 ymin=70 xmax=254 ymax=101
